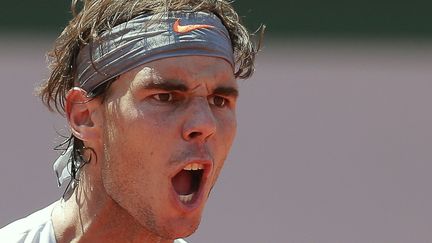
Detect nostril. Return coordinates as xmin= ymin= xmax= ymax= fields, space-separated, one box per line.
xmin=188 ymin=131 xmax=202 ymax=139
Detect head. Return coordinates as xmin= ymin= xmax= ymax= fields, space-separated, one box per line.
xmin=38 ymin=0 xmax=261 ymax=240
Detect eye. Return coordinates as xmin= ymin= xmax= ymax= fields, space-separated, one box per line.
xmin=152 ymin=93 xmax=173 ymax=102
xmin=209 ymin=95 xmax=228 ymax=108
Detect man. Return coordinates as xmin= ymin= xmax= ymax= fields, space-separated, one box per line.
xmin=0 ymin=0 xmax=261 ymax=242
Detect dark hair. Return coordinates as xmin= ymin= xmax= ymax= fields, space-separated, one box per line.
xmin=37 ymin=0 xmax=263 ymax=188
xmin=55 ymin=78 xmax=115 ymax=190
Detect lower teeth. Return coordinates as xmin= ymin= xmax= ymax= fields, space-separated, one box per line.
xmin=179 ymin=193 xmax=194 ymax=203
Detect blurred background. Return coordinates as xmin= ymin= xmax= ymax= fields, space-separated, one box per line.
xmin=1 ymin=1 xmax=432 ymax=242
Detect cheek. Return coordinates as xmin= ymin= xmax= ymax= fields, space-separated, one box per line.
xmin=105 ymin=97 xmax=165 ymax=138
xmin=103 ymin=100 xmax=179 ymax=170
xmin=100 ymin=113 xmax=165 ymax=196
xmin=217 ymin=111 xmax=237 ymax=147
xmin=212 ymin=112 xmax=237 ymax=171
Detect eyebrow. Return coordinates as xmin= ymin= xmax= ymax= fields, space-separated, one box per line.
xmin=142 ymin=80 xmax=189 ymax=92
xmin=213 ymin=86 xmax=239 ymax=98
xmin=142 ymin=79 xmax=238 ymax=97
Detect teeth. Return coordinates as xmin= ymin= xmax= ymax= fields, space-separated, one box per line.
xmin=179 ymin=193 xmax=194 ymax=203
xmin=183 ymin=163 xmax=204 ymax=171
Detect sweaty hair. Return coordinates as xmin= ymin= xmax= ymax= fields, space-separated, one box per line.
xmin=37 ymin=0 xmax=263 ymax=186
xmin=37 ymin=0 xmax=262 ymax=114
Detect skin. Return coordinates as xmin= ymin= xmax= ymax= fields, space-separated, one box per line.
xmin=51 ymin=56 xmax=238 ymax=243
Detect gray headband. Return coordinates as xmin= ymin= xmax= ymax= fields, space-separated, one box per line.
xmin=76 ymin=11 xmax=234 ymax=93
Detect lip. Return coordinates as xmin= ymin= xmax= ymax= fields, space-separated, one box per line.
xmin=169 ymin=159 xmax=213 ymax=212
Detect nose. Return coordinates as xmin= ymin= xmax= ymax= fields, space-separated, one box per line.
xmin=182 ymin=98 xmax=217 ymax=142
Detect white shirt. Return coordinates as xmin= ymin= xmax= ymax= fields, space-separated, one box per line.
xmin=0 ymin=202 xmax=187 ymax=243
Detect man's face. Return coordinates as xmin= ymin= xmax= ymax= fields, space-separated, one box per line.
xmin=96 ymin=56 xmax=238 ymax=238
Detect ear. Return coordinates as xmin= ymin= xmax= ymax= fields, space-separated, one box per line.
xmin=65 ymin=87 xmax=102 ymax=143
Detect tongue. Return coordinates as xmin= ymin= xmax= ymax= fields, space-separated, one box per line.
xmin=172 ymin=170 xmax=193 ymax=195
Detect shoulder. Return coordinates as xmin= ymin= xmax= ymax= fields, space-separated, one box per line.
xmin=0 ymin=202 xmax=58 ymax=243
xmin=175 ymin=239 xmax=188 ymax=243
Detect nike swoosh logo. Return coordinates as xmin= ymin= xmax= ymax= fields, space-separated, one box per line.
xmin=173 ymin=19 xmax=213 ymax=33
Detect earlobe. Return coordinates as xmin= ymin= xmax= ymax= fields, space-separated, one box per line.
xmin=66 ymin=87 xmax=101 ymax=142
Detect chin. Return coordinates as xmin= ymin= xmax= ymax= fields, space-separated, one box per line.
xmin=129 ymin=212 xmax=201 ymax=241
xmin=164 ymin=214 xmax=203 ymax=239
xmin=180 ymin=218 xmax=202 ymax=237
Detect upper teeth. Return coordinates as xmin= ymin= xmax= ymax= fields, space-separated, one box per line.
xmin=183 ymin=163 xmax=204 ymax=171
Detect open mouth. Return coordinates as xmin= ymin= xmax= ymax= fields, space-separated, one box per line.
xmin=171 ymin=163 xmax=204 ymax=205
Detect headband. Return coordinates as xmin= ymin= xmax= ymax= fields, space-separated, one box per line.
xmin=55 ymin=11 xmax=234 ymax=193
xmin=76 ymin=11 xmax=234 ymax=94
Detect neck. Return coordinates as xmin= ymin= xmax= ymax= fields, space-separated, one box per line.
xmin=51 ymin=176 xmax=174 ymax=243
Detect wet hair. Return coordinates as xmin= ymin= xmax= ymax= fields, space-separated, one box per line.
xmin=54 ymin=77 xmax=115 ymax=187
xmin=37 ymin=0 xmax=263 ymax=185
